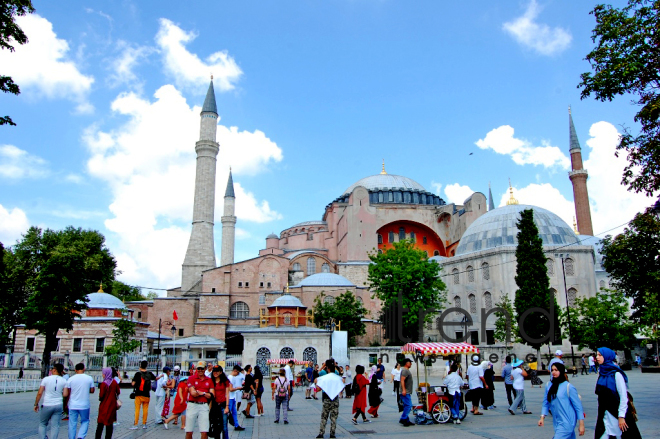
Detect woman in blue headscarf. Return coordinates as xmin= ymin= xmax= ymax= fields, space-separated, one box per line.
xmin=594 ymin=347 xmax=641 ymax=439
xmin=538 ymin=363 xmax=585 ymax=438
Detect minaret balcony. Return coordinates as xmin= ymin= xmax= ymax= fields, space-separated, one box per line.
xmin=568 ymin=169 xmax=588 ymax=179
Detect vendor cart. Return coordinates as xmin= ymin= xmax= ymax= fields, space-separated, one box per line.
xmin=401 ymin=342 xmax=479 ymax=424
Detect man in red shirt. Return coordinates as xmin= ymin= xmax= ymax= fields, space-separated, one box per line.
xmin=185 ymin=361 xmax=215 ymax=439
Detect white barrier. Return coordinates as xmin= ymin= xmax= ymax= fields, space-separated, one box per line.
xmin=0 ymin=379 xmax=41 ymax=394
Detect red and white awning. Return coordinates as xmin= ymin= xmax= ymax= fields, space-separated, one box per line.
xmin=266 ymin=358 xmax=310 ymax=365
xmin=401 ymin=342 xmax=479 ymax=356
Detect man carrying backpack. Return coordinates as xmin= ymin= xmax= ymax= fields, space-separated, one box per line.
xmin=130 ymin=360 xmax=156 ymax=430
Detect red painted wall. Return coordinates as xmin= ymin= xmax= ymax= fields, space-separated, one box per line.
xmin=377 ymin=221 xmax=446 ymax=257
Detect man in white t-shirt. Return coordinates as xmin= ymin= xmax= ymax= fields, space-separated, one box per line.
xmin=154 ymin=366 xmax=171 ymax=424
xmin=390 ymin=364 xmax=401 ymax=396
xmin=35 ymin=363 xmax=67 ymax=439
xmin=227 ymin=366 xmax=245 ymax=431
xmin=64 ymin=363 xmax=95 ymax=439
xmin=466 ymin=361 xmax=486 ymax=415
xmin=508 ymin=360 xmax=531 ymax=415
xmin=588 ymin=355 xmax=596 ymax=374
xmin=283 ymin=360 xmax=294 ymax=410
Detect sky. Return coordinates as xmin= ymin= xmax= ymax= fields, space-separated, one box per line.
xmin=0 ymin=0 xmax=651 ymax=294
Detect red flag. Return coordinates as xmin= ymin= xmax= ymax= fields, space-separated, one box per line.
xmin=173 ymin=310 xmax=178 ymax=321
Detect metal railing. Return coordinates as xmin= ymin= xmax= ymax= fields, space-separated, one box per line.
xmin=0 ymin=379 xmax=41 ymax=394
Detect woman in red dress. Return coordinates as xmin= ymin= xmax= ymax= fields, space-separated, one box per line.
xmin=164 ymin=376 xmax=188 ymax=429
xmin=351 ymin=365 xmax=371 ymax=424
xmin=96 ymin=367 xmax=120 ymax=439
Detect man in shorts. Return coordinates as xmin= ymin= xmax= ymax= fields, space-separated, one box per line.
xmin=185 ymin=361 xmax=214 ymax=439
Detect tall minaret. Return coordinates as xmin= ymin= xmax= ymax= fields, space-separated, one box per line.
xmin=181 ymin=79 xmax=219 ymax=291
xmin=567 ymin=106 xmax=594 ymax=236
xmin=488 ymin=182 xmax=495 ymax=211
xmin=221 ymin=170 xmax=236 ymax=266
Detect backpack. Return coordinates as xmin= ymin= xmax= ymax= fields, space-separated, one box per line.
xmin=136 ymin=372 xmax=153 ymax=393
xmin=276 ymin=377 xmax=287 ymax=398
xmin=351 ymin=379 xmax=360 ymax=396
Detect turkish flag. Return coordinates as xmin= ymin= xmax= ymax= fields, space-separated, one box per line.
xmin=173 ymin=310 xmax=178 ymax=321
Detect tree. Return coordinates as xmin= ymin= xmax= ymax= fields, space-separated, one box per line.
xmin=0 ymin=0 xmax=35 ymax=126
xmin=368 ymin=240 xmax=447 ymax=344
xmin=561 ymin=289 xmax=636 ymax=352
xmin=313 ymin=291 xmax=367 ymax=347
xmin=493 ymin=295 xmax=521 ymax=347
xmin=579 ymin=0 xmax=660 ymax=196
xmin=513 ymin=209 xmax=561 ymax=366
xmin=108 ymin=280 xmax=146 ymax=302
xmin=639 ymin=291 xmax=660 ymax=366
xmin=0 ymin=242 xmax=28 ymax=349
xmin=13 ymin=226 xmax=116 ymax=377
xmin=105 ymin=315 xmax=141 ymax=367
xmin=601 ymin=209 xmax=660 ymax=323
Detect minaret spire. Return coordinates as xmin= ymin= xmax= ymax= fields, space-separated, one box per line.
xmin=567 ymin=107 xmax=594 ymax=235
xmin=221 ymin=169 xmax=237 ymax=266
xmin=488 ymin=182 xmax=495 ymax=211
xmin=181 ymin=80 xmax=219 ymax=291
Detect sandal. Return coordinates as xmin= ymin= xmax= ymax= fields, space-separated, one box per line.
xmin=473 ymin=412 xmax=483 ymax=415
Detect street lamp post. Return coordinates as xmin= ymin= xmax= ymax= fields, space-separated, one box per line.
xmin=171 ymin=325 xmax=177 ymax=367
xmin=556 ymin=253 xmax=577 ymax=367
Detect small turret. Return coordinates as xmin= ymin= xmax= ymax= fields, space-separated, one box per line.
xmin=221 ymin=170 xmax=237 ymax=266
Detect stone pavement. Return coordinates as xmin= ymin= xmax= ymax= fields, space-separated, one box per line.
xmin=3 ymin=369 xmax=659 ymax=439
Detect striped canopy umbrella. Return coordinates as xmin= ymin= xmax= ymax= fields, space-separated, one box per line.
xmin=266 ymin=358 xmax=310 ymax=365
xmin=400 ymin=342 xmax=479 ymax=356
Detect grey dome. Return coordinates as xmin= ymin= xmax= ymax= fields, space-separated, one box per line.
xmin=86 ymin=292 xmax=126 ymax=309
xmin=344 ymin=174 xmax=425 ymax=195
xmin=296 ymin=273 xmax=356 ymax=287
xmin=455 ymin=204 xmax=579 ymax=256
xmin=269 ymin=295 xmax=306 ymax=308
xmin=267 ymin=233 xmax=278 ymax=239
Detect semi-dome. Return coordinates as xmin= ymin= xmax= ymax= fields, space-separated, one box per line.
xmin=296 ymin=273 xmax=356 ymax=287
xmin=344 ymin=174 xmax=425 ymax=195
xmin=86 ymin=292 xmax=126 ymax=309
xmin=455 ymin=204 xmax=579 ymax=256
xmin=269 ymin=295 xmax=306 ymax=308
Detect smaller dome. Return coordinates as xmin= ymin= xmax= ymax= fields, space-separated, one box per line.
xmin=86 ymin=292 xmax=125 ymax=309
xmin=291 ymin=220 xmax=327 ymax=228
xmin=296 ymin=273 xmax=355 ymax=287
xmin=267 ymin=233 xmax=278 ymax=239
xmin=269 ymin=295 xmax=306 ymax=308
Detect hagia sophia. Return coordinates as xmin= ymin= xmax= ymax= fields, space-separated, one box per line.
xmin=14 ymin=80 xmax=610 ymax=374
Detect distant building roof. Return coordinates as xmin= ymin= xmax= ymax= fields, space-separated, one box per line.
xmin=267 ymin=233 xmax=279 ymax=239
xmin=147 ymin=331 xmax=172 ymax=340
xmin=227 ymin=325 xmax=329 ymax=334
xmin=269 ymin=295 xmax=305 ymax=308
xmin=86 ymin=293 xmax=125 ymax=309
xmin=291 ymin=220 xmax=327 ymax=228
xmin=295 ymin=273 xmax=355 ymax=288
xmin=344 ymin=174 xmax=425 ymax=195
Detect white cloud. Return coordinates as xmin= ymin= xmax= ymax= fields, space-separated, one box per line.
xmin=444 ymin=183 xmax=475 ymax=205
xmin=476 ymin=125 xmax=570 ymax=169
xmin=503 ymin=0 xmax=572 ymax=56
xmin=155 ymin=19 xmax=242 ymax=92
xmin=0 ymin=14 xmax=94 ymax=112
xmin=84 ymin=84 xmax=282 ymax=287
xmin=0 ymin=205 xmax=29 ymax=245
xmin=0 ymin=144 xmax=48 ymax=179
xmin=235 ymin=228 xmax=251 ymax=240
xmin=498 ymin=182 xmax=575 ymax=228
xmin=430 ymin=181 xmax=443 ymax=195
xmin=107 ymin=41 xmax=153 ymax=90
xmin=65 ymin=173 xmax=84 ymax=184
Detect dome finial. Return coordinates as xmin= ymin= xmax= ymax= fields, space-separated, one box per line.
xmin=98 ymin=282 xmax=104 ymax=293
xmin=506 ymin=178 xmax=519 ymax=205
xmin=380 ymin=159 xmax=387 ymax=175
xmin=573 ymin=216 xmax=579 ymax=235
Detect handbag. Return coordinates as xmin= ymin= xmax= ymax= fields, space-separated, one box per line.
xmin=242 ymin=390 xmax=251 ymax=400
xmin=464 ymin=389 xmax=473 ymax=402
xmin=129 ymin=389 xmax=136 ymax=400
xmin=116 ymin=399 xmax=122 ymax=410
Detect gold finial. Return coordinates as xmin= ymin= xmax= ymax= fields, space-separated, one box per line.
xmin=285 ymin=284 xmax=289 ymax=295
xmin=98 ymin=282 xmax=104 ymax=293
xmin=380 ymin=159 xmax=387 ymax=175
xmin=573 ymin=216 xmax=579 ymax=235
xmin=506 ymin=178 xmax=519 ymax=205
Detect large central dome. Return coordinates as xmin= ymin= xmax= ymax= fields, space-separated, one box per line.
xmin=344 ymin=174 xmax=426 ymax=195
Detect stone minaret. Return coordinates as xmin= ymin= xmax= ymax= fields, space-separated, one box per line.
xmin=568 ymin=107 xmax=594 ymax=236
xmin=181 ymin=79 xmax=219 ymax=291
xmin=221 ymin=170 xmax=236 ymax=266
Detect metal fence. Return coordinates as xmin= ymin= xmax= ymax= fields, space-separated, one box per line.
xmin=225 ymin=354 xmax=242 ymax=370
xmin=0 ymin=379 xmax=41 ymax=394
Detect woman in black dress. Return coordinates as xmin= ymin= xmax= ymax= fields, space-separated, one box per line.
xmin=367 ymin=374 xmax=382 ymax=418
xmin=481 ymin=361 xmax=495 ymax=410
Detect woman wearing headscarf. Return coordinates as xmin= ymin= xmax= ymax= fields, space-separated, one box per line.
xmin=367 ymin=371 xmax=382 ymax=418
xmin=538 ymin=363 xmax=585 ymax=438
xmin=351 ymin=365 xmax=370 ymax=424
xmin=95 ymin=367 xmax=120 ymax=439
xmin=594 ymin=347 xmax=641 ymax=439
xmin=481 ymin=361 xmax=496 ymax=410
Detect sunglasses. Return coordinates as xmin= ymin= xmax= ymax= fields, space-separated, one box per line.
xmin=196 ymin=367 xmax=205 ymax=370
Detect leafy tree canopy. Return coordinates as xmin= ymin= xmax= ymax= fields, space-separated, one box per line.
xmin=0 ymin=242 xmax=27 ymax=348
xmin=105 ymin=316 xmax=141 ymax=357
xmin=313 ymin=291 xmax=367 ymax=347
xmin=108 ymin=280 xmax=148 ymax=302
xmin=368 ymin=240 xmax=446 ymax=344
xmin=601 ymin=209 xmax=660 ymax=322
xmin=579 ymin=0 xmax=660 ymax=196
xmin=562 ymin=289 xmax=637 ymax=351
xmin=493 ymin=295 xmax=521 ymax=347
xmin=0 ymin=0 xmax=35 ymax=126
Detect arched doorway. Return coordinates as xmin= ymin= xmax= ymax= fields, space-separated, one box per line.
xmin=256 ymin=347 xmax=271 ymax=375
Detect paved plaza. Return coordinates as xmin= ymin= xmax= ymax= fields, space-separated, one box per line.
xmin=3 ymin=369 xmax=659 ymax=439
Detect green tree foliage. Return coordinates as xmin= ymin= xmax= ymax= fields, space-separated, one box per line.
xmin=513 ymin=209 xmax=561 ymax=363
xmin=639 ymin=291 xmax=660 ymax=366
xmin=493 ymin=295 xmax=521 ymax=347
xmin=368 ymin=240 xmax=446 ymax=344
xmin=313 ymin=291 xmax=367 ymax=347
xmin=105 ymin=315 xmax=141 ymax=357
xmin=601 ymin=209 xmax=660 ymax=323
xmin=13 ymin=226 xmax=116 ymax=377
xmin=579 ymin=0 xmax=660 ymax=196
xmin=0 ymin=242 xmax=28 ymax=348
xmin=0 ymin=0 xmax=35 ymax=126
xmin=562 ymin=289 xmax=636 ymax=351
xmin=108 ymin=280 xmax=146 ymax=302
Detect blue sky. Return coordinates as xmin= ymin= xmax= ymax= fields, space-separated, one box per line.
xmin=0 ymin=0 xmax=651 ymax=292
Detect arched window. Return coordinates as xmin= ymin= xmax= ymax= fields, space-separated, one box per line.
xmin=467 ymin=266 xmax=474 ymax=282
xmin=283 ymin=312 xmax=292 ymax=325
xmin=546 ymin=259 xmax=555 ymax=276
xmin=389 ymin=231 xmax=394 ymax=243
xmin=483 ymin=292 xmax=492 ymax=310
xmin=599 ymin=280 xmax=606 ymax=290
xmin=292 ymin=263 xmax=301 ymax=271
xmin=230 ymin=301 xmax=249 ymax=319
xmin=356 ymin=296 xmax=364 ymax=304
xmin=321 ymin=263 xmax=330 ymax=273
xmin=256 ymin=347 xmax=271 ymax=375
xmin=482 ymin=262 xmax=490 ymax=281
xmin=565 ymin=258 xmax=575 ymax=276
xmin=468 ymin=294 xmax=477 ymax=314
xmin=452 ymin=268 xmax=459 ymax=285
xmin=280 ymin=347 xmax=294 ymax=359
xmin=377 ymin=234 xmax=383 ymax=244
xmin=323 ymin=295 xmax=335 ymax=305
xmin=399 ymin=227 xmax=406 ymax=241
xmin=454 ymin=296 xmax=461 ymax=315
xmin=303 ymin=347 xmax=317 ymax=365
xmin=567 ymin=288 xmax=577 ymax=307
xmin=410 ymin=232 xmax=416 ymax=242
xmin=307 ymin=257 xmax=316 ymax=275
xmin=433 ymin=250 xmax=440 ymax=256
xmin=378 ymin=249 xmax=383 ymax=254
